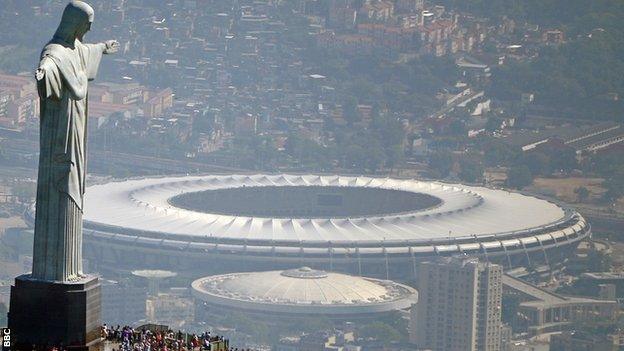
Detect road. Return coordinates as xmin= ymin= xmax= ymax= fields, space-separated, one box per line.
xmin=1 ymin=137 xmax=246 ymax=177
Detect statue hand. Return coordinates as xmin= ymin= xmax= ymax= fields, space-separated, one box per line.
xmin=103 ymin=40 xmax=119 ymax=54
xmin=35 ymin=68 xmax=45 ymax=81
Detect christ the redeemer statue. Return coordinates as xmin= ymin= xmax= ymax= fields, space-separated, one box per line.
xmin=8 ymin=3 xmax=117 ymax=347
xmin=31 ymin=1 xmax=118 ymax=282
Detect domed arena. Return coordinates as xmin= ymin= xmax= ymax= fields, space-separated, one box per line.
xmin=79 ymin=174 xmax=590 ymax=279
xmin=191 ymin=267 xmax=418 ymax=320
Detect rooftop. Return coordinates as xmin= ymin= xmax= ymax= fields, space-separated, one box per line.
xmin=83 ymin=174 xmax=569 ymax=244
xmin=191 ymin=267 xmax=418 ymax=315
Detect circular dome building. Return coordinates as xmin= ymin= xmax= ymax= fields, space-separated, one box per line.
xmin=79 ymin=174 xmax=590 ymax=279
xmin=191 ymin=267 xmax=418 ymax=320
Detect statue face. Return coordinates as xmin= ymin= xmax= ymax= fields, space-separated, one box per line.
xmin=76 ymin=21 xmax=92 ymax=41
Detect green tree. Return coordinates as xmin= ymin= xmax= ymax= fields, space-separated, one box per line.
xmin=359 ymin=322 xmax=402 ymax=345
xmin=298 ymin=317 xmax=333 ymax=333
xmin=225 ymin=312 xmax=271 ymax=342
xmin=429 ymin=150 xmax=453 ymax=178
xmin=385 ymin=144 xmax=404 ymax=172
xmin=449 ymin=119 xmax=467 ymax=136
xmin=574 ymin=186 xmax=590 ymax=203
xmin=587 ymin=250 xmax=612 ymax=272
xmin=490 ymin=21 xmax=624 ymax=121
xmin=507 ymin=165 xmax=533 ymax=189
xmin=342 ymin=96 xmax=360 ymax=125
xmin=373 ymin=115 xmax=406 ymax=171
xmin=284 ymin=132 xmax=303 ymax=157
xmin=485 ymin=117 xmax=503 ymax=132
xmin=603 ymin=174 xmax=624 ymax=202
xmin=548 ymin=147 xmax=577 ymax=173
xmin=524 ymin=152 xmax=551 ymax=176
xmin=12 ymin=182 xmax=36 ymax=202
xmin=459 ymin=159 xmax=484 ymax=183
xmin=484 ymin=140 xmax=521 ymax=167
xmin=591 ymin=152 xmax=624 ymax=177
xmin=0 ymin=302 xmax=6 ymax=327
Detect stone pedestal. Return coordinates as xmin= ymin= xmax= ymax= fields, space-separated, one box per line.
xmin=8 ymin=274 xmax=102 ymax=350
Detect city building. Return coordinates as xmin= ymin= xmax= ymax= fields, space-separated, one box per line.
xmin=410 ymin=257 xmax=503 ymax=351
xmin=131 ymin=269 xmax=177 ymax=296
xmin=505 ymin=122 xmax=624 ymax=154
xmin=146 ymin=294 xmax=195 ymax=330
xmin=101 ymin=279 xmax=148 ymax=326
xmin=0 ymin=74 xmax=38 ymax=129
xmin=503 ymin=274 xmax=618 ymax=335
xmin=396 ymin=0 xmax=424 ymax=13
xmin=550 ymin=330 xmax=623 ymax=351
xmin=580 ymin=272 xmax=624 ymax=298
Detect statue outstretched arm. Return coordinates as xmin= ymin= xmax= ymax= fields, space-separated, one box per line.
xmin=81 ymin=40 xmax=118 ymax=81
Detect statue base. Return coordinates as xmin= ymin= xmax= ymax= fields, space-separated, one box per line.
xmin=8 ymin=274 xmax=102 ymax=350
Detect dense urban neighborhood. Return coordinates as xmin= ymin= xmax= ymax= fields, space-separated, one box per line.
xmin=1 ymin=1 xmax=624 ymax=350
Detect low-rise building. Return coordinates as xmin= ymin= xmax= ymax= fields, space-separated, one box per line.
xmin=146 ymin=294 xmax=194 ymax=329
xmin=101 ymin=280 xmax=148 ymax=326
xmin=503 ymin=274 xmax=618 ymax=335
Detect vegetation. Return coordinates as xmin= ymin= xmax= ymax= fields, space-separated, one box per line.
xmin=507 ymin=165 xmax=533 ymax=189
xmin=306 ymin=49 xmax=459 ymax=117
xmin=0 ymin=303 xmax=6 ymax=327
xmin=222 ymin=312 xmax=271 ymax=343
xmin=0 ymin=45 xmax=37 ymax=73
xmin=483 ymin=140 xmax=522 ymax=167
xmin=574 ymin=186 xmax=590 ymax=203
xmin=586 ymin=151 xmax=624 ymax=203
xmin=11 ymin=181 xmax=36 ymax=202
xmin=587 ymin=249 xmax=613 ymax=272
xmin=357 ymin=312 xmax=408 ymax=345
xmin=440 ymin=0 xmax=624 ymax=30
xmin=358 ymin=322 xmax=403 ymax=346
xmin=501 ymin=294 xmax=521 ymax=326
xmin=217 ymin=311 xmax=335 ymax=343
xmin=459 ymin=158 xmax=485 ymax=183
xmin=476 ymin=0 xmax=624 ymax=121
xmin=562 ymin=249 xmax=612 ymax=277
xmin=428 ymin=150 xmax=454 ymax=178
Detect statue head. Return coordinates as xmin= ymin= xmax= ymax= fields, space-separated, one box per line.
xmin=53 ymin=1 xmax=95 ymax=45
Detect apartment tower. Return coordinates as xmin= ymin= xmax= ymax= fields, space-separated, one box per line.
xmin=410 ymin=257 xmax=503 ymax=351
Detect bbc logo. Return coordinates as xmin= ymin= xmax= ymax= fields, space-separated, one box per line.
xmin=1 ymin=328 xmax=9 ymax=351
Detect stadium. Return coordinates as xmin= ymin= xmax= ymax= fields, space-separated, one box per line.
xmin=191 ymin=266 xmax=418 ymax=321
xmin=80 ymin=174 xmax=590 ymax=279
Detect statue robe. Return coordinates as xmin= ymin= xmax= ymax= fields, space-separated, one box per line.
xmin=31 ymin=39 xmax=103 ymax=282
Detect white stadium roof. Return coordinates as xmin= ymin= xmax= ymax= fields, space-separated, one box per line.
xmin=83 ymin=174 xmax=568 ymax=244
xmin=191 ymin=267 xmax=418 ymax=315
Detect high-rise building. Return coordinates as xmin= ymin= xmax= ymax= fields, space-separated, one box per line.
xmin=410 ymin=257 xmax=503 ymax=351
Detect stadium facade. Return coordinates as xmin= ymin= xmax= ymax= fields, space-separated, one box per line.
xmin=77 ymin=174 xmax=590 ymax=280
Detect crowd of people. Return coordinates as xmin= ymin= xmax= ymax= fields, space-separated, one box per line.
xmin=102 ymin=324 xmax=252 ymax=351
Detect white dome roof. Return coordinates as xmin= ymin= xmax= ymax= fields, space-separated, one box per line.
xmin=191 ymin=267 xmax=418 ymax=316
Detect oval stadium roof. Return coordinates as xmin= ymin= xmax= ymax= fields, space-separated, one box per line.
xmin=83 ymin=174 xmax=568 ymax=244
